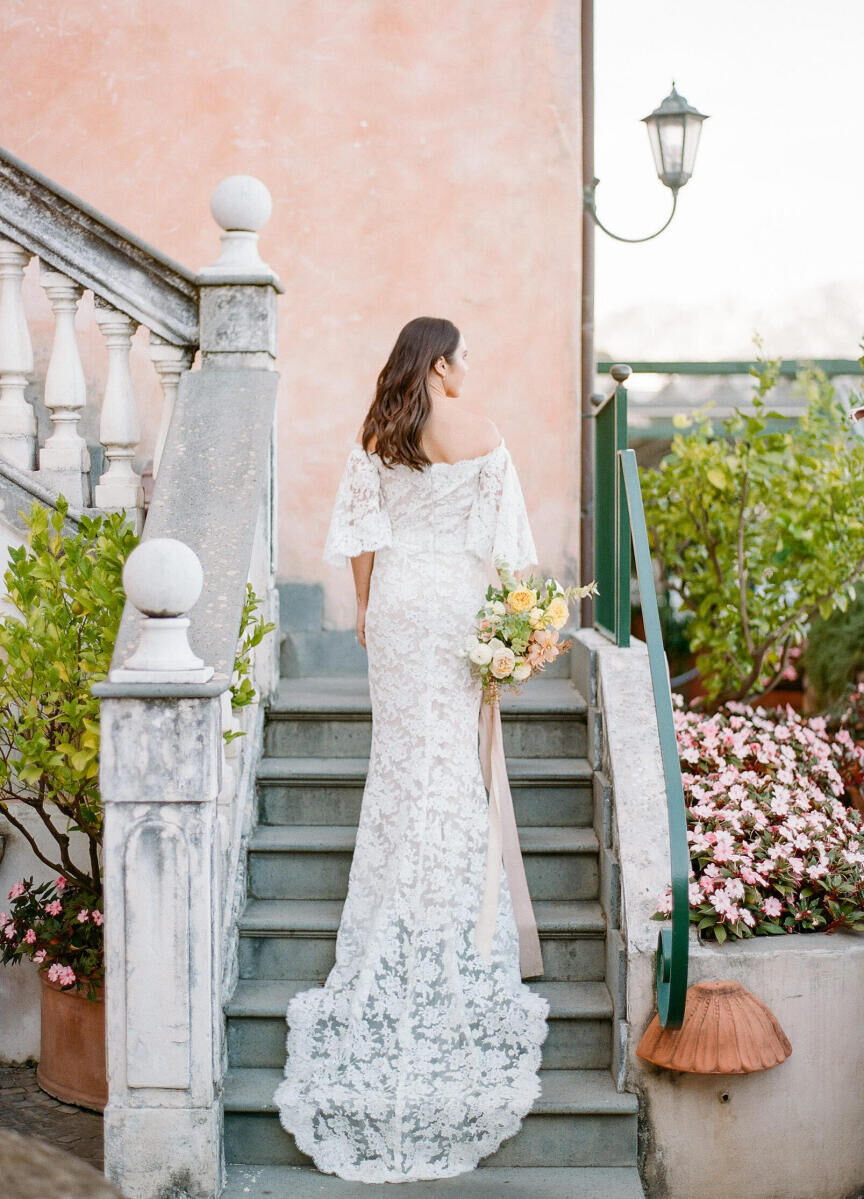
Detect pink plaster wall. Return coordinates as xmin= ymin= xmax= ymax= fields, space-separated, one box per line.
xmin=0 ymin=0 xmax=582 ymax=627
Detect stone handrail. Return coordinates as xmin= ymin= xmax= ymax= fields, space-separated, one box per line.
xmin=0 ymin=145 xmax=198 ymax=345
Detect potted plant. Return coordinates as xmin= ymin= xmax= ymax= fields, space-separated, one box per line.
xmin=0 ymin=497 xmax=137 ymax=1110
xmin=0 ymin=498 xmax=275 ymax=1110
xmin=641 ymin=353 xmax=864 ymax=712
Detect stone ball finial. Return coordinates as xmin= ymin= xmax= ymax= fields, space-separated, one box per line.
xmin=210 ymin=176 xmax=273 ymax=233
xmin=123 ymin=539 xmax=203 ymax=618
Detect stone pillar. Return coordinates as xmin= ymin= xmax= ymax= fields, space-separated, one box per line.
xmin=98 ymin=540 xmax=224 ymax=1199
xmin=197 ymin=174 xmax=282 ymax=371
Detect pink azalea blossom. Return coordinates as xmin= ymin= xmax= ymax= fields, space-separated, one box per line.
xmin=45 ymin=900 xmax=62 ymax=916
xmin=23 ymin=929 xmax=36 ymax=944
xmin=4 ymin=924 xmax=16 ymax=940
xmin=55 ymin=876 xmax=67 ymax=892
xmin=76 ymin=910 xmax=89 ymax=923
xmin=762 ymin=897 xmax=782 ymax=918
xmin=7 ymin=882 xmax=25 ymax=901
xmin=33 ymin=949 xmax=46 ymax=964
xmin=91 ymin=910 xmax=104 ymax=926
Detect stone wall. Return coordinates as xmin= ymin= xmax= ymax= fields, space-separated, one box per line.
xmin=0 ymin=1 xmax=583 ymax=628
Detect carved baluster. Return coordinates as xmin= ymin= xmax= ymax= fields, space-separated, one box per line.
xmin=0 ymin=239 xmax=36 ymax=470
xmin=149 ymin=335 xmax=193 ymax=478
xmin=39 ymin=266 xmax=90 ymax=505
xmin=94 ymin=299 xmax=143 ymax=521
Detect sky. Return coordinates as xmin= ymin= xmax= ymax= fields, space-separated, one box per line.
xmin=593 ymin=0 xmax=864 ymax=361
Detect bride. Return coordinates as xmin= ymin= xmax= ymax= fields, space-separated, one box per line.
xmin=273 ymin=316 xmax=549 ymax=1183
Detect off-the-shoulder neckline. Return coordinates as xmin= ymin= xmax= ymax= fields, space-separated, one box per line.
xmin=352 ymin=438 xmax=506 ymax=468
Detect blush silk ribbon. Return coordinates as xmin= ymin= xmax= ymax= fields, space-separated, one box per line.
xmin=474 ymin=696 xmax=544 ymax=979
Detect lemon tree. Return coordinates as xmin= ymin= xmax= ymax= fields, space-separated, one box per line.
xmin=641 ymin=359 xmax=864 ymax=709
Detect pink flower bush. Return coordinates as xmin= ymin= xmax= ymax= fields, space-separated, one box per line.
xmin=654 ymin=698 xmax=864 ymax=942
xmin=0 ymin=877 xmax=103 ymax=997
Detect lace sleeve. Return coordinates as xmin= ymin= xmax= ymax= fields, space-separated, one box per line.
xmin=322 ymin=445 xmax=393 ymax=568
xmin=464 ymin=445 xmax=538 ymax=573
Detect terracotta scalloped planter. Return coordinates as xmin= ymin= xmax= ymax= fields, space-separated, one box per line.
xmin=36 ymin=971 xmax=107 ymax=1112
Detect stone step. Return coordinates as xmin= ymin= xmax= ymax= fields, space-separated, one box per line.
xmin=278 ymin=582 xmax=325 ymax=633
xmin=257 ymin=756 xmax=594 ymax=828
xmin=280 ymin=629 xmax=577 ymax=680
xmin=237 ymin=899 xmax=606 ymax=982
xmin=223 ymin=1164 xmax=647 ymax=1197
xmin=247 ymin=825 xmax=599 ymax=902
xmin=225 ymin=979 xmax=612 ymax=1072
xmin=264 ymin=676 xmax=587 ymax=759
xmin=223 ymin=1067 xmax=638 ymax=1169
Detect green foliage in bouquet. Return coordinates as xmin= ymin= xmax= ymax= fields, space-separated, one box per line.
xmin=641 ymin=352 xmax=864 ymax=710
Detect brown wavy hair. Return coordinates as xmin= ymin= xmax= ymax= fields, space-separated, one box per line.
xmin=360 ymin=317 xmax=461 ymax=470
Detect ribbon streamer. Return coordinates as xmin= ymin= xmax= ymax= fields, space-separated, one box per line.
xmin=474 ymin=694 xmax=544 ymax=979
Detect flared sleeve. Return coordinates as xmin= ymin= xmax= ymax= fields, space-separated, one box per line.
xmin=322 ymin=444 xmax=393 ymax=567
xmin=464 ymin=443 xmax=538 ymax=573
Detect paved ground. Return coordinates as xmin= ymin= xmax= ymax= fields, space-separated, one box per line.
xmin=0 ymin=1062 xmax=103 ymax=1170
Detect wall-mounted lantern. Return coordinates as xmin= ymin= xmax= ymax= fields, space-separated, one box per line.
xmin=585 ymin=84 xmax=709 ymax=244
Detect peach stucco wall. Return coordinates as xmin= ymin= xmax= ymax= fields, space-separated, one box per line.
xmin=1 ymin=0 xmax=582 ymax=628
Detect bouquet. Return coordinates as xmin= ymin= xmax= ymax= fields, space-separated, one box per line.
xmin=0 ymin=875 xmax=104 ymax=1000
xmin=459 ymin=557 xmax=598 ymax=705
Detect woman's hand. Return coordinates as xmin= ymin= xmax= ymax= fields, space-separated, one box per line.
xmin=356 ymin=601 xmax=367 ymax=649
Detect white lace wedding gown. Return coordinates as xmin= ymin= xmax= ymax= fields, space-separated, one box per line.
xmin=273 ymin=436 xmax=549 ymax=1183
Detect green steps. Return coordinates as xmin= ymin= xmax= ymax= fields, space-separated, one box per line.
xmin=223 ymin=1067 xmax=638 ymax=1170
xmin=224 ymin=673 xmax=643 ymax=1194
xmin=224 ymin=1164 xmax=647 ymax=1198
xmin=226 ymin=978 xmax=613 ymax=1072
xmin=264 ymin=677 xmax=587 ymax=759
xmin=247 ymin=825 xmax=600 ymax=901
xmin=237 ymin=898 xmax=607 ymax=982
xmin=257 ymin=755 xmax=594 ymax=828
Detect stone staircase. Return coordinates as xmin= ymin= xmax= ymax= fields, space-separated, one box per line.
xmin=221 ymin=586 xmax=645 ymax=1197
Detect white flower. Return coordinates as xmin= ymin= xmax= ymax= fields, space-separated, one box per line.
xmin=469 ymin=643 xmax=494 ymax=666
xmin=491 ymin=600 xmax=507 ymax=615
xmin=512 ymin=662 xmax=532 ymax=682
xmin=487 ymin=637 xmax=505 ymax=652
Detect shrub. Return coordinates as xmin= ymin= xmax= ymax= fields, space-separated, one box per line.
xmin=641 ymin=356 xmax=864 ymax=709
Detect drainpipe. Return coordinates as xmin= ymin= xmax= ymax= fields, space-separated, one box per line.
xmin=580 ymin=0 xmax=596 ymax=627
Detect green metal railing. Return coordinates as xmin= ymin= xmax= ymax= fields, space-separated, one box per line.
xmin=592 ymin=366 xmax=689 ymax=1028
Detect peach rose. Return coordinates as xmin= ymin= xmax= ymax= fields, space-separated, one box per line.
xmin=507 ymin=587 xmax=537 ymax=614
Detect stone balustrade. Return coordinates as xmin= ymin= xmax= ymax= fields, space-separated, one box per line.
xmin=91 ymin=173 xmax=281 ymax=1199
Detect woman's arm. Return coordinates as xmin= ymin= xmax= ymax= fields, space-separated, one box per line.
xmin=351 ymin=550 xmax=375 ymax=647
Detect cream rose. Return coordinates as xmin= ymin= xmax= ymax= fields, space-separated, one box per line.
xmin=546 ymin=596 xmax=569 ymax=629
xmin=512 ymin=661 xmax=532 ymax=682
xmin=527 ymin=606 xmax=545 ymax=629
xmin=490 ymin=647 xmax=516 ymax=678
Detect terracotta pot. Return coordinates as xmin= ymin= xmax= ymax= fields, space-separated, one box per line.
xmin=752 ymin=688 xmax=805 ymax=712
xmin=636 ymin=979 xmax=792 ymax=1074
xmin=36 ymin=971 xmax=107 ymax=1112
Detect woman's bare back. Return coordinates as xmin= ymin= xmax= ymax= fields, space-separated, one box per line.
xmin=363 ymin=409 xmax=500 ymax=465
